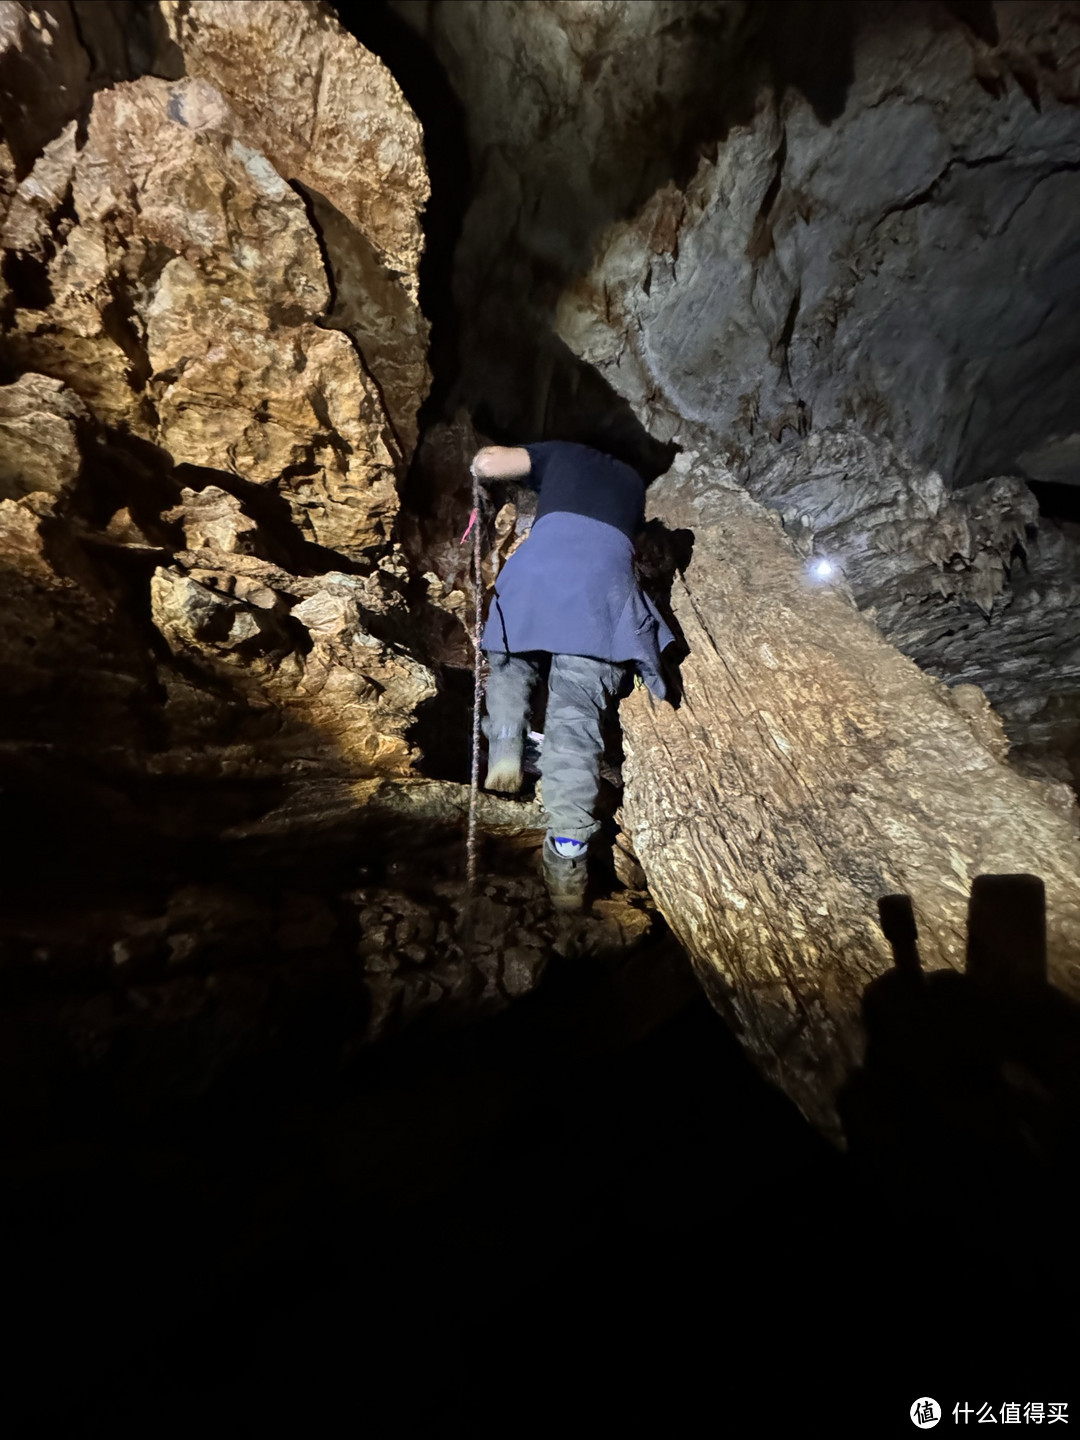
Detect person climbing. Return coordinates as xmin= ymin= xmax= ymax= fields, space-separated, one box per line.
xmin=471 ymin=439 xmax=676 ymax=913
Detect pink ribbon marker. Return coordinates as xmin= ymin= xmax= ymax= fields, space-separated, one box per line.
xmin=460 ymin=507 xmax=478 ymax=544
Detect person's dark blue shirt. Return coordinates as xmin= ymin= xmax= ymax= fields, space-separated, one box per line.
xmin=522 ymin=441 xmax=645 ymax=540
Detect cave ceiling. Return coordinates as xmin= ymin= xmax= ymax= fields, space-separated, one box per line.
xmin=385 ymin=0 xmax=1080 ymax=489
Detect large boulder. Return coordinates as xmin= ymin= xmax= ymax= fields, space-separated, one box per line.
xmin=4 ymin=75 xmax=400 ymax=553
xmin=161 ymin=0 xmax=431 ymax=455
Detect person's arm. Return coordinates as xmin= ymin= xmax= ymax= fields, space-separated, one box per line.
xmin=471 ymin=445 xmax=532 ymax=481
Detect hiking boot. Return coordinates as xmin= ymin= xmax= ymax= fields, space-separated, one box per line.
xmin=484 ymin=733 xmax=523 ymax=794
xmin=542 ymin=835 xmax=588 ymax=913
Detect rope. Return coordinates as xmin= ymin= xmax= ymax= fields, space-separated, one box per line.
xmin=466 ymin=463 xmax=483 ymax=891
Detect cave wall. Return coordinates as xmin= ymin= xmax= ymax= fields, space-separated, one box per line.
xmin=740 ymin=428 xmax=1080 ymax=787
xmin=396 ymin=0 xmax=1080 ymax=483
xmin=557 ymin=3 xmax=1080 ymax=485
xmin=0 ymin=1 xmax=671 ymax=1075
xmin=7 ymin=0 xmax=1076 ymax=799
xmin=619 ymin=447 xmax=1080 ymax=1137
xmin=549 ymin=0 xmax=1080 ymax=779
xmin=0 ymin=0 xmax=443 ymax=812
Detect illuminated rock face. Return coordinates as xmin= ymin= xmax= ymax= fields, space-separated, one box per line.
xmin=4 ymin=73 xmax=403 ymax=555
xmin=160 ymin=0 xmax=430 ymax=455
xmin=557 ymin=14 xmax=1080 ymax=487
xmin=736 ymin=430 xmax=1080 ymax=788
xmin=619 ymin=452 xmax=1080 ymax=1137
xmin=0 ymin=1 xmax=434 ymax=797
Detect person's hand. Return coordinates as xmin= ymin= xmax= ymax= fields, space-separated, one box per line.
xmin=471 ymin=445 xmax=531 ymax=480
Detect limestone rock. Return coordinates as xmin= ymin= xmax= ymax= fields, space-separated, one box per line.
xmin=102 ymin=506 xmax=158 ymax=549
xmin=162 ymin=0 xmax=431 ymax=455
xmin=162 ymin=0 xmax=427 ymax=297
xmin=741 ymin=429 xmax=1080 ymax=788
xmin=287 ymin=576 xmax=436 ymax=773
xmin=555 ymin=4 xmax=1080 ymax=485
xmin=1 ymin=4 xmax=436 ymax=546
xmin=0 ymin=118 xmax=79 ymax=254
xmin=149 ymin=545 xmax=437 ymax=778
xmin=304 ymin=182 xmax=430 ymax=459
xmin=163 ymin=486 xmax=260 ymax=555
xmin=0 ymin=4 xmax=444 ymax=834
xmin=1 ymin=75 xmax=400 ymax=554
xmin=0 ymin=490 xmax=63 ymax=587
xmin=0 ymin=372 xmax=87 ymax=500
xmin=618 ymin=456 xmax=1080 ymax=1138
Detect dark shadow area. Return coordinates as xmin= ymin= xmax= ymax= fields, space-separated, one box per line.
xmin=747 ymin=0 xmax=860 ymax=127
xmin=942 ymin=0 xmax=1000 ymax=48
xmin=634 ymin=518 xmax=696 ymax=705
xmin=1026 ymin=478 xmax=1080 ymax=527
xmin=472 ymin=337 xmax=680 ymax=486
xmin=405 ymin=664 xmax=476 ymax=785
xmin=840 ymin=877 xmax=1080 ymax=1406
xmin=331 ymin=0 xmax=472 ymax=432
xmin=4 ymin=888 xmax=1073 ymax=1435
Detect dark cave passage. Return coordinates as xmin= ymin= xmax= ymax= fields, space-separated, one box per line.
xmin=1027 ymin=477 xmax=1080 ymax=527
xmin=5 ymin=928 xmax=1075 ymax=1434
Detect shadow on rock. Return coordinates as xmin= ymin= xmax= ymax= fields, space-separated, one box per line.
xmin=839 ymin=875 xmax=1080 ymax=1293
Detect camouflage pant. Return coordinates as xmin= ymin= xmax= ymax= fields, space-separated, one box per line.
xmin=484 ymin=651 xmax=628 ymax=842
